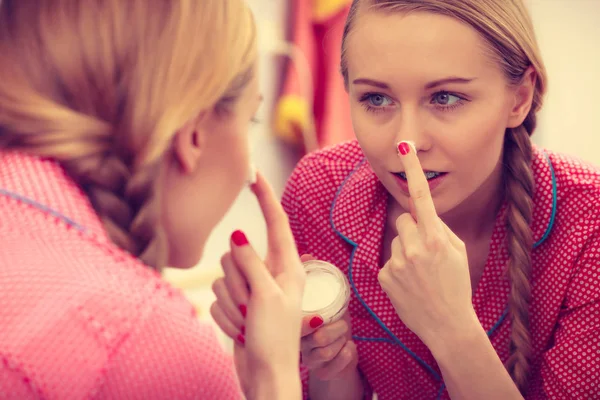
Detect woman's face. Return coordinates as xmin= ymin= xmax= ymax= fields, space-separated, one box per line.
xmin=162 ymin=63 xmax=261 ymax=268
xmin=345 ymin=10 xmax=533 ymax=217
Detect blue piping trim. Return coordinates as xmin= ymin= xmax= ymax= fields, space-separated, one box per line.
xmin=533 ymin=151 xmax=557 ymax=248
xmin=0 ymin=188 xmax=86 ymax=231
xmin=437 ymin=383 xmax=446 ymax=400
xmin=352 ymin=336 xmax=396 ymax=345
xmin=329 ymin=153 xmax=558 ymax=399
xmin=330 ymin=159 xmax=442 ymax=382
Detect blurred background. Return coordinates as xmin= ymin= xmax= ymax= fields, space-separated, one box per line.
xmin=163 ymin=0 xmax=600 ymax=347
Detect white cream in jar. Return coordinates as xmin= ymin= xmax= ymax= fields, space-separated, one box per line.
xmin=301 ymin=260 xmax=351 ymax=324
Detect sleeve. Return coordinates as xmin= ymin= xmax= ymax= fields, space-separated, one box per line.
xmin=273 ymin=0 xmax=316 ymax=148
xmin=539 ymin=229 xmax=600 ymax=399
xmin=95 ymin=299 xmax=243 ymax=400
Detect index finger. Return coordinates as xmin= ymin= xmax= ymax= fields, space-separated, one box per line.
xmin=250 ymin=172 xmax=298 ymax=264
xmin=397 ymin=141 xmax=440 ymax=233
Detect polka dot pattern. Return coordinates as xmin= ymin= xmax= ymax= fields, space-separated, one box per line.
xmin=282 ymin=140 xmax=600 ymax=400
xmin=0 ymin=152 xmax=243 ymax=399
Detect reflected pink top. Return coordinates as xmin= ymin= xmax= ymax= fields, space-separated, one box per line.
xmin=0 ymin=152 xmax=242 ymax=399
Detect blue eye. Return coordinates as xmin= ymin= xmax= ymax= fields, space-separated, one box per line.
xmin=431 ymin=92 xmax=461 ymax=106
xmin=367 ymin=94 xmax=392 ymax=107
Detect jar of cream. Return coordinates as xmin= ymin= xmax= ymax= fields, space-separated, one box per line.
xmin=301 ymin=260 xmax=351 ymax=325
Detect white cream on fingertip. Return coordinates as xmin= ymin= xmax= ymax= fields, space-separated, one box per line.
xmin=246 ymin=163 xmax=257 ymax=185
xmin=397 ymin=140 xmax=417 ymax=154
xmin=406 ymin=140 xmax=417 ymax=154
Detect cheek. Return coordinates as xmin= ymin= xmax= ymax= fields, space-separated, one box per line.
xmin=442 ymin=102 xmax=507 ymax=157
xmin=351 ymin=106 xmax=395 ymax=162
xmin=221 ymin=123 xmax=250 ymax=185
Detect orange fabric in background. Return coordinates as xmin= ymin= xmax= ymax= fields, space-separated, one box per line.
xmin=274 ymin=0 xmax=353 ymax=152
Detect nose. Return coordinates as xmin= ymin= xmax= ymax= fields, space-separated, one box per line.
xmin=393 ymin=106 xmax=430 ymax=153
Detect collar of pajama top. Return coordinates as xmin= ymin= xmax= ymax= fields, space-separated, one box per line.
xmin=331 ymin=144 xmax=555 ymax=339
xmin=283 ymin=140 xmax=600 ymax=400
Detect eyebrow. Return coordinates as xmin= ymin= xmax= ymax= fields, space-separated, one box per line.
xmin=352 ymin=76 xmax=476 ymax=90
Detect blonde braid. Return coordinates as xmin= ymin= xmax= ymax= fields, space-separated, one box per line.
xmin=62 ymin=152 xmax=167 ymax=268
xmin=503 ymin=112 xmax=536 ymax=394
xmin=0 ymin=0 xmax=258 ymax=269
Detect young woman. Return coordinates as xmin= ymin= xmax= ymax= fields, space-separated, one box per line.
xmin=0 ymin=1 xmax=304 ymax=399
xmin=261 ymin=0 xmax=599 ymax=399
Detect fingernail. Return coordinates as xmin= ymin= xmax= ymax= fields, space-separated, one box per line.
xmin=397 ymin=142 xmax=411 ymax=156
xmin=309 ymin=316 xmax=324 ymax=329
xmin=239 ymin=304 xmax=247 ymax=318
xmin=241 ymin=325 xmax=245 ymax=335
xmin=237 ymin=334 xmax=245 ymax=344
xmin=231 ymin=230 xmax=249 ymax=246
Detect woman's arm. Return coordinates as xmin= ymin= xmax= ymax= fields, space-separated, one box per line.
xmin=426 ymin=314 xmax=523 ymax=400
xmin=252 ymin=370 xmax=303 ymax=400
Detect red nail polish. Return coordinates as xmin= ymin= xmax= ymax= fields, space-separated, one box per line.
xmin=309 ymin=316 xmax=324 ymax=329
xmin=231 ymin=230 xmax=249 ymax=246
xmin=397 ymin=142 xmax=410 ymax=156
xmin=239 ymin=304 xmax=247 ymax=318
xmin=241 ymin=325 xmax=245 ymax=335
xmin=237 ymin=334 xmax=245 ymax=344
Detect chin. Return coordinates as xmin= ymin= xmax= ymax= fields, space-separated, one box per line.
xmin=166 ymin=242 xmax=205 ymax=269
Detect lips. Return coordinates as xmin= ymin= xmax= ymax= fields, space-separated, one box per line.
xmin=393 ymin=171 xmax=448 ymax=181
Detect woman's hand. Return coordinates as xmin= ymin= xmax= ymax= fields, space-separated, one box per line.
xmin=298 ymin=254 xmax=358 ymax=382
xmin=378 ymin=142 xmax=478 ymax=349
xmin=300 ymin=312 xmax=358 ymax=381
xmin=210 ymin=173 xmax=305 ymax=399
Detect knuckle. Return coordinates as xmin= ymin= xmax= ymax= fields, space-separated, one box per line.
xmin=220 ymin=252 xmax=232 ymax=267
xmin=395 ymin=213 xmax=413 ymax=226
xmin=425 ymin=235 xmax=443 ymax=251
xmin=300 ymin=338 xmax=313 ymax=353
xmin=347 ymin=340 xmax=358 ymax=354
xmin=338 ymin=346 xmax=352 ymax=364
xmin=211 ymin=278 xmax=224 ymax=294
xmin=377 ymin=268 xmax=389 ymax=285
xmin=300 ymin=355 xmax=318 ymax=369
xmin=209 ymin=302 xmax=222 ymax=322
xmin=403 ymin=248 xmax=421 ymax=264
xmin=315 ymin=347 xmax=333 ymax=361
xmin=311 ymin=330 xmax=329 ymax=348
xmin=412 ymin=187 xmax=428 ymax=201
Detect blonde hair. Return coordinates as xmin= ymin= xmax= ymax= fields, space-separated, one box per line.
xmin=0 ymin=0 xmax=257 ymax=268
xmin=341 ymin=0 xmax=547 ymax=393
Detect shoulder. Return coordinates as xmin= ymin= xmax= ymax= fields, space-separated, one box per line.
xmin=546 ymin=150 xmax=600 ymax=196
xmin=0 ymin=206 xmax=241 ymax=398
xmin=543 ymin=149 xmax=600 ymax=220
xmin=283 ymin=139 xmax=365 ymax=201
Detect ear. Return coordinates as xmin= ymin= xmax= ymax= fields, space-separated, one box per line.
xmin=172 ymin=111 xmax=208 ymax=174
xmin=507 ymin=66 xmax=537 ymax=128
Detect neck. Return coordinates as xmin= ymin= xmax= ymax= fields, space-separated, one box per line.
xmin=441 ymin=162 xmax=504 ymax=243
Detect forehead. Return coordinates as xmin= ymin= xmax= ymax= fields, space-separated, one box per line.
xmin=345 ymin=11 xmax=497 ymax=82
